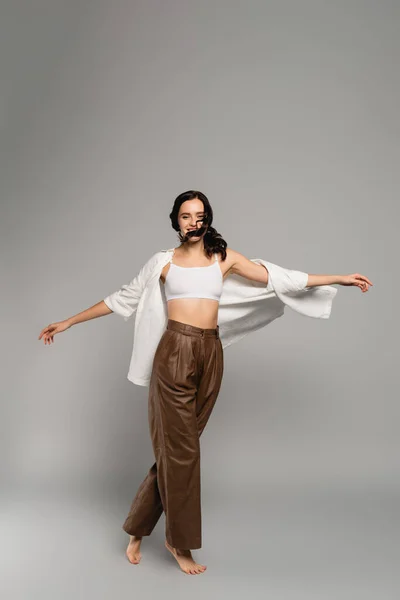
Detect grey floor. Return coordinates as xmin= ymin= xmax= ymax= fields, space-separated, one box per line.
xmin=2 ymin=479 xmax=399 ymax=600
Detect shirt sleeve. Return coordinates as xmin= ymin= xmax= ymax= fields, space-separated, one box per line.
xmin=269 ymin=266 xmax=309 ymax=293
xmin=252 ymin=259 xmax=309 ymax=293
xmin=103 ymin=252 xmax=159 ymax=321
xmin=264 ymin=260 xmax=337 ymax=319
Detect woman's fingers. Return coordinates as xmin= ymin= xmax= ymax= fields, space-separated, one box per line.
xmin=39 ymin=325 xmax=53 ymax=340
xmin=357 ymin=274 xmax=373 ymax=286
xmin=39 ymin=323 xmax=57 ymax=343
xmin=354 ymin=279 xmax=368 ymax=292
xmin=45 ymin=333 xmax=53 ymax=344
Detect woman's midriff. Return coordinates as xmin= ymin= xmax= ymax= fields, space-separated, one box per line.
xmin=166 ymin=297 xmax=220 ymax=329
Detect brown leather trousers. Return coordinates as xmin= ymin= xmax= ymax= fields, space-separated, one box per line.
xmin=122 ymin=318 xmax=224 ymax=549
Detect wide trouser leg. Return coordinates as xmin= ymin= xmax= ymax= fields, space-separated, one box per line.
xmin=121 ymin=460 xmax=163 ymax=537
xmin=122 ymin=319 xmax=224 ymax=549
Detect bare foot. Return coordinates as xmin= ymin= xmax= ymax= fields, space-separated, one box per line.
xmin=165 ymin=540 xmax=207 ymax=575
xmin=126 ymin=535 xmax=142 ymax=564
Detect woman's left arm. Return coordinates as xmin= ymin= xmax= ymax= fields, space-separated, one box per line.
xmin=306 ymin=273 xmax=373 ymax=292
xmin=227 ymin=248 xmax=373 ymax=293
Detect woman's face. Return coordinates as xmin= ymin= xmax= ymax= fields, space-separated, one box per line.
xmin=178 ymin=198 xmax=207 ymax=240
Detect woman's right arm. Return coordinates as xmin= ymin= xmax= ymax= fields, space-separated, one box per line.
xmin=38 ymin=250 xmax=160 ymax=345
xmin=67 ymin=300 xmax=113 ymax=325
xmin=38 ymin=301 xmax=113 ymax=345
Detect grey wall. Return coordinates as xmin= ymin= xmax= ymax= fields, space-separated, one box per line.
xmin=1 ymin=1 xmax=398 ymax=597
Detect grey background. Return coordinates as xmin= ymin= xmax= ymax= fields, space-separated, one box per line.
xmin=2 ymin=0 xmax=398 ymax=598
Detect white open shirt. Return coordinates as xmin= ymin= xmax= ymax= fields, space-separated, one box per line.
xmin=103 ymin=248 xmax=338 ymax=387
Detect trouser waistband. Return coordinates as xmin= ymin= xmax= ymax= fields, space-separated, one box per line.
xmin=167 ymin=319 xmax=219 ymax=339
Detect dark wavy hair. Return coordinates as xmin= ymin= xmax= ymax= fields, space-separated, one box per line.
xmin=169 ymin=190 xmax=228 ymax=261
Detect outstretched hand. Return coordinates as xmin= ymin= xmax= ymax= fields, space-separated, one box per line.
xmin=340 ymin=273 xmax=373 ymax=292
xmin=38 ymin=320 xmax=71 ymax=345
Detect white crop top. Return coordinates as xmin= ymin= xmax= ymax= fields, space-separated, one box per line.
xmin=164 ymin=249 xmax=224 ymax=302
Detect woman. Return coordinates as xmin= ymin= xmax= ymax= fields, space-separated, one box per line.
xmin=38 ymin=190 xmax=373 ymax=575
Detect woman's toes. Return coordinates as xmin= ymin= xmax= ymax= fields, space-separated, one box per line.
xmin=129 ymin=555 xmax=138 ymax=564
